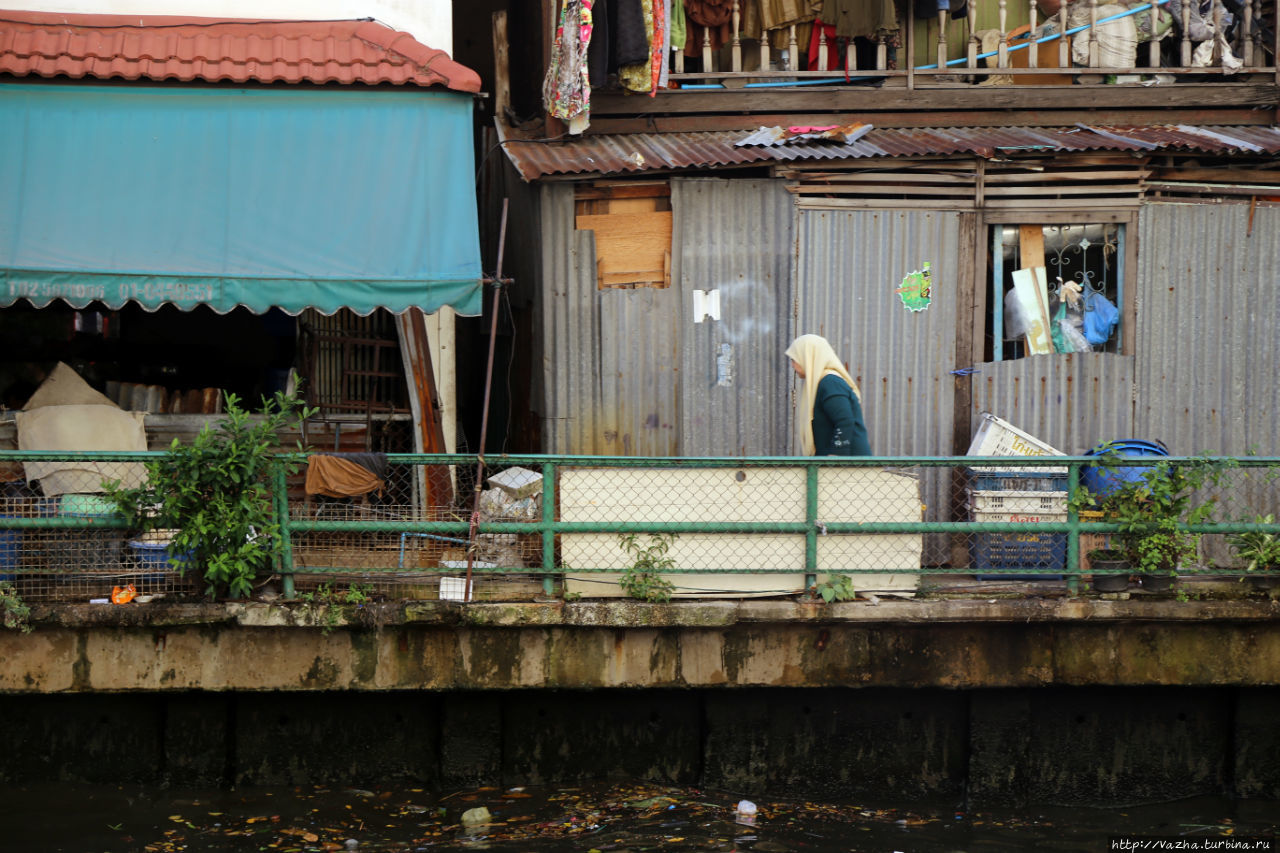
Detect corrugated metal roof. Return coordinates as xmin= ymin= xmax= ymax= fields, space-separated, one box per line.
xmin=0 ymin=10 xmax=480 ymax=91
xmin=502 ymin=124 xmax=1280 ymax=180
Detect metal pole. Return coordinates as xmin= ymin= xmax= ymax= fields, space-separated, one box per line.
xmin=465 ymin=199 xmax=510 ymax=601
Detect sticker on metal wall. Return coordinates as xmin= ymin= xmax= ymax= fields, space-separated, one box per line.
xmin=896 ymin=263 xmax=933 ymax=312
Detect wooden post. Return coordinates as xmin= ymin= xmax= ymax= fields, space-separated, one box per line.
xmin=760 ymin=31 xmax=771 ymax=71
xmin=1180 ymin=0 xmax=1192 ymax=66
xmin=1240 ymin=0 xmax=1253 ymax=66
xmin=877 ymin=33 xmax=888 ymax=69
xmin=1059 ymin=3 xmax=1070 ymax=67
xmin=1150 ymin=0 xmax=1162 ymax=66
xmin=998 ymin=0 xmax=1009 ymax=66
xmin=818 ymin=26 xmax=829 ymax=70
xmin=702 ymin=26 xmax=714 ymax=71
xmin=731 ymin=1 xmax=743 ymax=71
xmin=1088 ymin=0 xmax=1100 ymax=67
xmin=493 ymin=10 xmax=511 ymax=122
xmin=907 ymin=2 xmax=915 ymax=88
xmin=788 ymin=24 xmax=799 ymax=70
xmin=848 ymin=39 xmax=859 ymax=71
xmin=1027 ymin=0 xmax=1039 ymax=66
xmin=968 ymin=0 xmax=980 ymax=67
xmin=938 ymin=9 xmax=950 ymax=69
xmin=1211 ymin=0 xmax=1223 ymax=64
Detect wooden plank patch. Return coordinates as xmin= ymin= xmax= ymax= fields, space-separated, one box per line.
xmin=576 ymin=210 xmax=673 ymax=289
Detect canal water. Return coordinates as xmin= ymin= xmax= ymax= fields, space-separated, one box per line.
xmin=4 ymin=781 xmax=1276 ymax=852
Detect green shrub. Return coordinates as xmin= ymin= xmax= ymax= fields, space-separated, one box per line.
xmin=106 ymin=391 xmax=313 ymax=599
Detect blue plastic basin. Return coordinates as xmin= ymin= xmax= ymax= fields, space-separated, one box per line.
xmin=1082 ymin=440 xmax=1169 ymax=497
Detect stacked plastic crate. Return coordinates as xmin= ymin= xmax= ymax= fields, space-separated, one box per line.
xmin=965 ymin=413 xmax=1068 ymax=580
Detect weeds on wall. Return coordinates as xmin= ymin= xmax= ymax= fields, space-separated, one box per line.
xmin=618 ymin=533 xmax=677 ymax=603
xmin=1 ymin=581 xmax=32 ymax=633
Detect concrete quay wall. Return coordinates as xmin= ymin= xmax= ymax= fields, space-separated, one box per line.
xmin=3 ymin=599 xmax=1280 ymax=692
xmin=2 ymin=599 xmax=1279 ymax=806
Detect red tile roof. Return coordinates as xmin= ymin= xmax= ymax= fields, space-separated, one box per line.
xmin=0 ymin=10 xmax=480 ymax=91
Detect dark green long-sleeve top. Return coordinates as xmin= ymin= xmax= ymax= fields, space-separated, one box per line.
xmin=813 ymin=374 xmax=872 ymax=456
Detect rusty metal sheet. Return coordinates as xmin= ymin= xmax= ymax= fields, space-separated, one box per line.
xmin=674 ymin=177 xmax=796 ymax=456
xmin=502 ymin=125 xmax=1280 ymax=181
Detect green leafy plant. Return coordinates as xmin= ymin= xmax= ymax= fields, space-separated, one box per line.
xmin=812 ymin=573 xmax=856 ymax=603
xmin=618 ymin=533 xmax=677 ymax=603
xmin=1070 ymin=451 xmax=1234 ymax=579
xmin=105 ymin=391 xmax=314 ymax=599
xmin=0 ymin=581 xmax=32 ymax=633
xmin=301 ymin=582 xmax=373 ymax=635
xmin=1227 ymin=514 xmax=1280 ymax=573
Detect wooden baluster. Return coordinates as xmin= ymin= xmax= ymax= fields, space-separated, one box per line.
xmin=1240 ymin=0 xmax=1254 ymax=66
xmin=1028 ymin=0 xmax=1039 ymax=66
xmin=848 ymin=39 xmax=859 ymax=71
xmin=877 ymin=33 xmax=888 ymax=69
xmin=788 ymin=24 xmax=798 ymax=70
xmin=1253 ymin=0 xmax=1264 ymax=67
xmin=968 ymin=0 xmax=981 ymax=67
xmin=731 ymin=1 xmax=742 ymax=72
xmin=1180 ymin=0 xmax=1192 ymax=66
xmin=1059 ymin=3 xmax=1070 ymax=67
xmin=1149 ymin=0 xmax=1162 ymax=66
xmin=1211 ymin=0 xmax=1224 ymax=64
xmin=702 ymin=26 xmax=714 ymax=71
xmin=761 ymin=30 xmax=771 ymax=71
xmin=676 ymin=44 xmax=685 ymax=74
xmin=997 ymin=0 xmax=1009 ymax=67
xmin=818 ymin=26 xmax=829 ymax=70
xmin=1088 ymin=0 xmax=1100 ymax=67
xmin=938 ymin=8 xmax=950 ymax=69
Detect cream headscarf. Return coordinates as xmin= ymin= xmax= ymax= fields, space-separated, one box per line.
xmin=785 ymin=334 xmax=861 ymax=456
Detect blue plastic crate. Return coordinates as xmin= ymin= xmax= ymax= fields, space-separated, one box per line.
xmin=971 ymin=531 xmax=1066 ymax=580
xmin=967 ymin=470 xmax=1068 ymax=492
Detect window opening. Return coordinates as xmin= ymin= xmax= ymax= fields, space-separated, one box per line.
xmin=987 ymin=222 xmax=1124 ymax=361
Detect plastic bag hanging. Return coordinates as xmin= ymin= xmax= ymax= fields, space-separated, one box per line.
xmin=1083 ymin=291 xmax=1120 ymax=345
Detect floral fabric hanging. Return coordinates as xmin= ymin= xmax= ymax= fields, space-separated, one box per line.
xmin=543 ymin=0 xmax=595 ymax=122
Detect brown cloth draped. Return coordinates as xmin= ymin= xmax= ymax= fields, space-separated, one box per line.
xmin=305 ymin=455 xmax=385 ymax=499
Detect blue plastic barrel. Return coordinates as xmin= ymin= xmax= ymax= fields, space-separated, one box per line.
xmin=1082 ymin=440 xmax=1169 ymax=497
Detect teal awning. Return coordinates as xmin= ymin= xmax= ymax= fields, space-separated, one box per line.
xmin=0 ymin=84 xmax=482 ymax=316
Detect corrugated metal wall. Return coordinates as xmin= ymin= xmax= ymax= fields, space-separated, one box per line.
xmin=539 ymin=183 xmax=681 ymax=455
xmin=674 ymin=178 xmax=796 ymax=456
xmin=969 ymin=355 xmax=1136 ymax=456
xmin=794 ymin=209 xmax=960 ymax=563
xmin=794 ymin=209 xmax=959 ymax=457
xmin=1136 ymin=202 xmax=1280 ymax=457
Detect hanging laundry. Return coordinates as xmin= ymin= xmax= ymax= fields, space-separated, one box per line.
xmin=650 ymin=0 xmax=669 ymax=94
xmin=820 ymin=0 xmax=899 ymax=40
xmin=620 ymin=0 xmax=655 ymax=92
xmin=669 ymin=0 xmax=688 ymax=56
xmin=806 ymin=18 xmax=844 ymax=70
xmin=543 ymin=0 xmax=595 ymax=128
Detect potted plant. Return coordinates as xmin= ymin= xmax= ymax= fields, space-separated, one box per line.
xmin=1073 ymin=451 xmax=1231 ymax=593
xmin=1227 ymin=514 xmax=1280 ymax=592
xmin=1085 ymin=547 xmax=1131 ymax=592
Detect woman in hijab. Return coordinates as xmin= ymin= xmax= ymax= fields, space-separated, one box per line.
xmin=785 ymin=334 xmax=872 ymax=457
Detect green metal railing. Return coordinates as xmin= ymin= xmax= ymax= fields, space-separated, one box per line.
xmin=2 ymin=451 xmax=1279 ymax=600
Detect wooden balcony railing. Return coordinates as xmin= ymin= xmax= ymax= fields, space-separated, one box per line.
xmin=664 ymin=0 xmax=1276 ymax=88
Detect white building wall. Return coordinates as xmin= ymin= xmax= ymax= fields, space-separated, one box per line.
xmin=19 ymin=0 xmax=452 ymax=52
